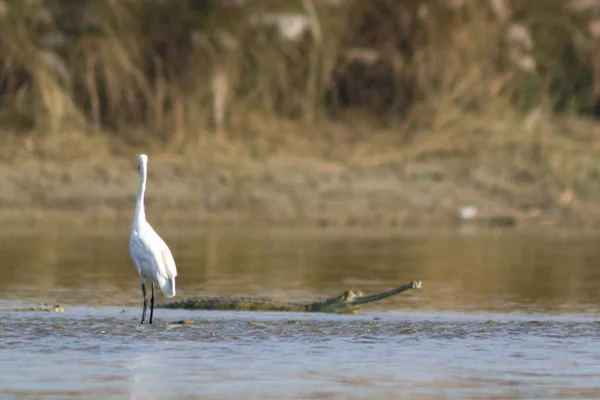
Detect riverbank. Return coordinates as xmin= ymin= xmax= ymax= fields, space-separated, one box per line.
xmin=1 ymin=0 xmax=599 ymax=230
xmin=2 ymin=113 xmax=600 ymax=230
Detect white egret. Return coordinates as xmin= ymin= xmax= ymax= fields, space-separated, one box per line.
xmin=129 ymin=154 xmax=178 ymax=324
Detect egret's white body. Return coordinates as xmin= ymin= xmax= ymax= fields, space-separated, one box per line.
xmin=129 ymin=154 xmax=177 ymax=324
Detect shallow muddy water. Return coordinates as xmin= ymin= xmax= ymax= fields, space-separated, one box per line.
xmin=1 ymin=226 xmax=600 ymax=399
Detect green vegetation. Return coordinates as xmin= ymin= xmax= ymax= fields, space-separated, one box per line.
xmin=1 ymin=0 xmax=600 ymax=226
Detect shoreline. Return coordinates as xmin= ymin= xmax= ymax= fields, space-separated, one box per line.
xmin=0 ymin=152 xmax=596 ymax=231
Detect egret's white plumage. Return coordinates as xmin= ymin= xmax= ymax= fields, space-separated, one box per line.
xmin=129 ymin=154 xmax=177 ymax=324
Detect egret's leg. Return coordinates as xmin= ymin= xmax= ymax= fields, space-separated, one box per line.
xmin=141 ymin=282 xmax=148 ymax=324
xmin=149 ymin=283 xmax=155 ymax=324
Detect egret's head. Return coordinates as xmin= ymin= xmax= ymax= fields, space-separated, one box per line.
xmin=137 ymin=154 xmax=148 ymax=171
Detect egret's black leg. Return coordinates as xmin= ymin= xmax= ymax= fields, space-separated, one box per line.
xmin=141 ymin=282 xmax=148 ymax=324
xmin=149 ymin=283 xmax=155 ymax=324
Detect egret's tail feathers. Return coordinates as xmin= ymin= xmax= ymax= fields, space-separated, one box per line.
xmin=157 ymin=276 xmax=176 ymax=298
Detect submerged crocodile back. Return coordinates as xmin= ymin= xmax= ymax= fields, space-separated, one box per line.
xmin=158 ymin=296 xmax=309 ymax=312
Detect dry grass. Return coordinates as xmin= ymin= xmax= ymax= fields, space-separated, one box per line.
xmin=0 ymin=0 xmax=600 ymax=210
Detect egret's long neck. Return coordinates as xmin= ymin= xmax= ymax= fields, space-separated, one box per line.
xmin=134 ymin=166 xmax=147 ymax=225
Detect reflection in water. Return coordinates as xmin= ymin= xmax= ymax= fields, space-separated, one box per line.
xmin=1 ymin=227 xmax=600 ymax=399
xmin=1 ymin=227 xmax=600 ymax=313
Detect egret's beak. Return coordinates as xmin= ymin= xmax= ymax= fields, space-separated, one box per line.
xmin=137 ymin=165 xmax=140 ymax=171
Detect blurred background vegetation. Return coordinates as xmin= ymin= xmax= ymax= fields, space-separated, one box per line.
xmin=1 ymin=0 xmax=598 ymax=143
xmin=0 ymin=0 xmax=600 ymax=224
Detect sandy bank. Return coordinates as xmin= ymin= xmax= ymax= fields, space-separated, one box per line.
xmin=0 ymin=151 xmax=594 ymax=230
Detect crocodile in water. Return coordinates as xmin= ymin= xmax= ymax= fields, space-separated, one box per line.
xmin=158 ymin=280 xmax=422 ymax=314
xmin=7 ymin=304 xmax=65 ymax=312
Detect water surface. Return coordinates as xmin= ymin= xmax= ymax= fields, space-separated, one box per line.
xmin=1 ymin=227 xmax=600 ymax=399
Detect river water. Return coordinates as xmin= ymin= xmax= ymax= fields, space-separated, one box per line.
xmin=1 ymin=226 xmax=599 ymax=399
